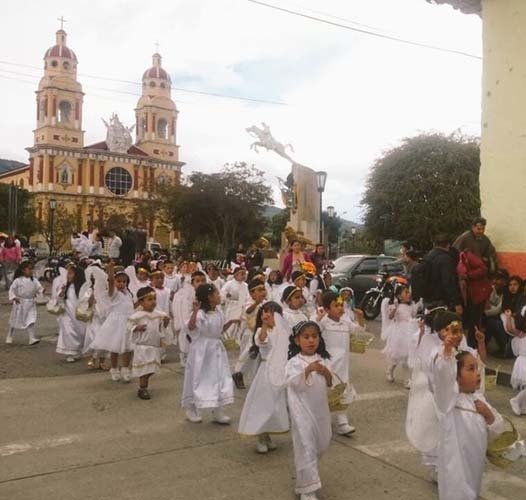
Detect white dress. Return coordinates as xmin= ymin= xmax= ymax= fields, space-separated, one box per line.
xmin=318 ymin=315 xmax=363 ymax=404
xmin=283 ymin=307 xmax=308 ymax=330
xmin=382 ymin=302 xmax=418 ymax=365
xmin=221 ymin=280 xmax=249 ymax=342
xmin=511 ymin=335 xmax=526 ymax=390
xmin=129 ymin=309 xmax=169 ymax=378
xmin=286 ymin=354 xmax=332 ymax=495
xmin=56 ymin=285 xmax=87 ymax=356
xmin=238 ymin=323 xmax=290 ymax=435
xmin=181 ymin=309 xmax=234 ymax=409
xmin=265 ymin=282 xmax=284 ymax=303
xmin=89 ymin=289 xmax=134 ymax=354
xmin=233 ymin=300 xmax=263 ymax=377
xmin=172 ymin=283 xmax=194 ymax=354
xmin=8 ymin=277 xmax=43 ymax=329
xmin=380 ymin=298 xmax=392 ymax=341
xmin=433 ymin=350 xmax=505 ymax=500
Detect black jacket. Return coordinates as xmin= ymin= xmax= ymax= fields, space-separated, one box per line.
xmin=425 ymin=247 xmax=462 ymax=307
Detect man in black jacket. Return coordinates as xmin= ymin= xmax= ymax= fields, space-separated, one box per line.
xmin=424 ymin=234 xmax=463 ymax=315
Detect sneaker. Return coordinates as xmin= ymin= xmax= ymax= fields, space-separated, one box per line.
xmin=510 ymin=396 xmax=522 ymax=416
xmin=137 ymin=388 xmax=151 ymax=400
xmin=211 ymin=408 xmax=231 ymax=425
xmin=300 ymin=493 xmax=318 ymax=500
xmin=232 ymin=372 xmax=246 ymax=389
xmin=336 ymin=423 xmax=356 ymax=436
xmin=66 ymin=356 xmax=77 ymax=363
xmin=29 ymin=338 xmax=41 ymax=346
xmin=120 ymin=367 xmax=131 ymax=383
xmin=5 ymin=335 xmax=13 ymax=345
xmin=256 ymin=436 xmax=268 ymax=454
xmin=185 ymin=407 xmax=202 ymax=423
xmin=110 ymin=368 xmax=121 ymax=382
xmin=265 ymin=434 xmax=277 ymax=451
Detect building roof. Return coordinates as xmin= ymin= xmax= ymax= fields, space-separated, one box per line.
xmin=0 ymin=158 xmax=26 ymax=174
xmin=44 ymin=30 xmax=78 ymax=62
xmin=427 ymin=0 xmax=481 ymax=15
xmin=83 ymin=141 xmax=150 ymax=157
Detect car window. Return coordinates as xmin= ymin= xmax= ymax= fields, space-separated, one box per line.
xmin=355 ymin=258 xmax=378 ymax=274
xmin=332 ymin=256 xmax=362 ymax=274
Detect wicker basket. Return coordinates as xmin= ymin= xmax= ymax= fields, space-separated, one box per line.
xmin=350 ymin=336 xmax=374 ymax=354
xmin=223 ymin=337 xmax=240 ymax=351
xmin=485 ymin=367 xmax=499 ymax=391
xmin=328 ymin=373 xmax=349 ymax=413
xmin=75 ymin=307 xmax=94 ymax=322
xmin=487 ymin=415 xmax=520 ymax=468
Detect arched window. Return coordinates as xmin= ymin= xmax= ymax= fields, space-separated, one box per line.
xmin=149 ymin=81 xmax=156 ymax=88
xmin=58 ymin=100 xmax=72 ymax=123
xmin=157 ymin=118 xmax=168 ymax=140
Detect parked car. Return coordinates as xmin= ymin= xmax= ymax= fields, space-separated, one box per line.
xmin=330 ymin=254 xmax=404 ymax=303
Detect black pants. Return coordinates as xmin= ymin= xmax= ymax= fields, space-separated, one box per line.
xmin=463 ymin=300 xmax=485 ymax=348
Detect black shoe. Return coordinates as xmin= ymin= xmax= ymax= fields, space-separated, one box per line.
xmin=232 ymin=372 xmax=245 ymax=389
xmin=137 ymin=388 xmax=151 ymax=400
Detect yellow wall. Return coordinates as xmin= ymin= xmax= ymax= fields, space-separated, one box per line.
xmin=480 ymin=0 xmax=526 ymax=252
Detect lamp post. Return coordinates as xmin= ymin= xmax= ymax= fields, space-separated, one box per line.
xmin=351 ymin=226 xmax=357 ymax=252
xmin=316 ymin=171 xmax=327 ymax=244
xmin=326 ymin=206 xmax=335 ymax=257
xmin=49 ymin=198 xmax=57 ymax=256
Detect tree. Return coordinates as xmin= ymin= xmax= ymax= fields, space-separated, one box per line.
xmin=362 ymin=132 xmax=480 ymax=250
xmin=269 ymin=209 xmax=289 ymax=248
xmin=0 ymin=184 xmax=38 ymax=238
xmin=158 ymin=162 xmax=273 ymax=256
xmin=38 ymin=206 xmax=79 ymax=253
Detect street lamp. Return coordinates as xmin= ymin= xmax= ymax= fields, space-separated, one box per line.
xmin=316 ymin=171 xmax=328 ymax=244
xmin=49 ymin=198 xmax=57 ymax=256
xmin=327 ymin=205 xmax=335 ymax=218
xmin=351 ymin=226 xmax=357 ymax=252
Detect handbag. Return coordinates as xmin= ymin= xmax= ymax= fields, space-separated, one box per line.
xmin=46 ymin=298 xmax=65 ymax=315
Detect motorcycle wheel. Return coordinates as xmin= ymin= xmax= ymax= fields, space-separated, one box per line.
xmin=43 ymin=269 xmax=54 ymax=283
xmin=361 ymin=293 xmax=381 ymax=320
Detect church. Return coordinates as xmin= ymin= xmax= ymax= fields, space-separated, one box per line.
xmin=0 ymin=27 xmax=184 ymax=248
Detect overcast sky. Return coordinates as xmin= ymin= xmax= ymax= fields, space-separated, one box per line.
xmin=0 ymin=0 xmax=482 ymax=222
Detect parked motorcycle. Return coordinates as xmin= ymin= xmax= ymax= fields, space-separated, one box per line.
xmin=43 ymin=254 xmax=72 ymax=282
xmin=359 ymin=269 xmax=408 ymax=320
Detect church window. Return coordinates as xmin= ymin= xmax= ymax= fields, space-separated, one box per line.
xmin=58 ymin=100 xmax=72 ymax=123
xmin=72 ymin=137 xmax=78 ymax=143
xmin=157 ymin=119 xmax=168 ymax=139
xmin=53 ymin=135 xmax=60 ymax=140
xmin=150 ymin=81 xmax=156 ymax=88
xmin=63 ymin=61 xmax=70 ymax=70
xmin=160 ymin=82 xmax=165 ymax=89
xmin=51 ymin=60 xmax=58 ymax=67
xmin=105 ymin=167 xmax=133 ymax=196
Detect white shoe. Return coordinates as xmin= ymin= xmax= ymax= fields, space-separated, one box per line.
xmin=256 ymin=436 xmax=268 ymax=454
xmin=404 ymin=379 xmax=411 ymax=389
xmin=179 ymin=353 xmax=186 ymax=368
xmin=110 ymin=368 xmax=121 ymax=382
xmin=66 ymin=356 xmax=77 ymax=363
xmin=120 ymin=367 xmax=131 ymax=383
xmin=211 ymin=408 xmax=231 ymax=425
xmin=29 ymin=338 xmax=41 ymax=346
xmin=5 ymin=335 xmax=13 ymax=344
xmin=510 ymin=397 xmax=522 ymax=416
xmin=185 ymin=407 xmax=202 ymax=423
xmin=300 ymin=493 xmax=318 ymax=500
xmin=265 ymin=434 xmax=277 ymax=451
xmin=336 ymin=423 xmax=356 ymax=436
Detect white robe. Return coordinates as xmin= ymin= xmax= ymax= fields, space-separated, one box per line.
xmin=382 ymin=302 xmax=418 ymax=365
xmin=433 ymin=350 xmax=505 ymax=500
xmin=181 ymin=309 xmax=234 ymax=409
xmin=129 ymin=309 xmax=169 ymax=378
xmin=265 ymin=282 xmax=284 ymax=303
xmin=238 ymin=323 xmax=290 ymax=435
xmin=233 ymin=299 xmax=263 ymax=377
xmin=283 ymin=307 xmax=308 ymax=330
xmin=8 ymin=277 xmax=43 ymax=329
xmin=511 ymin=335 xmax=526 ymax=390
xmin=286 ymin=354 xmax=332 ymax=495
xmin=318 ymin=315 xmax=363 ymax=404
xmin=221 ymin=279 xmax=249 ymax=342
xmin=163 ymin=273 xmax=179 ymax=293
xmin=56 ymin=285 xmax=87 ymax=356
xmin=172 ymin=283 xmax=194 ymax=354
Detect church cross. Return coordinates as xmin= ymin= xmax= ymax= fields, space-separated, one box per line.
xmin=58 ymin=16 xmax=68 ymax=30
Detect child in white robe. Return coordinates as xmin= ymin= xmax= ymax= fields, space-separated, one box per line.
xmin=291 ymin=270 xmax=315 ymax=318
xmin=206 ymin=264 xmax=225 ymax=291
xmin=238 ymin=302 xmax=290 ymax=452
xmin=286 ymin=320 xmax=332 ymax=500
xmin=317 ymin=290 xmax=365 ymax=436
xmin=221 ymin=267 xmax=248 ymax=343
xmin=182 ymin=283 xmax=236 ymax=424
xmin=125 ymin=265 xmax=150 ymax=301
xmin=383 ymin=284 xmax=418 ymax=385
xmin=281 ymin=285 xmax=308 ymax=330
xmin=172 ymin=270 xmax=207 ymax=367
xmin=56 ymin=264 xmax=87 ymax=362
xmin=129 ymin=286 xmax=170 ymax=400
xmin=265 ymin=270 xmax=284 ymax=303
xmin=162 ymin=261 xmax=179 ymax=295
xmin=340 ymin=287 xmax=356 ymax=323
xmin=6 ymin=261 xmax=44 ymax=345
xmin=89 ymin=262 xmax=134 ymax=382
xmin=232 ymin=278 xmax=267 ymax=389
xmin=433 ymin=329 xmax=505 ymax=500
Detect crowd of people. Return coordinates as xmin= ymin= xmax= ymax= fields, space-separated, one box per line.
xmin=3 ymin=224 xmax=526 ymax=500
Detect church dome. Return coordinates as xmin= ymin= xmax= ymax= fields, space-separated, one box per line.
xmin=44 ymin=30 xmax=78 ymax=62
xmin=142 ymin=53 xmax=171 ymax=83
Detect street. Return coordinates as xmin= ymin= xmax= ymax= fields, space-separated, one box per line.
xmin=1 ymin=301 xmax=525 ymax=500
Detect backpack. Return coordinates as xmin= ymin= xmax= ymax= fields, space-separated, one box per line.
xmin=410 ymin=256 xmax=432 ymax=302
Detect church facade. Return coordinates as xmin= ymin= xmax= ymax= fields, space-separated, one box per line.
xmin=0 ymin=28 xmax=184 ymax=248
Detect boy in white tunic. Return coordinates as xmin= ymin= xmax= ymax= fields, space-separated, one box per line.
xmin=232 ymin=278 xmax=267 ymax=389
xmin=433 ymin=328 xmax=505 ymax=500
xmin=221 ymin=267 xmax=249 ymax=343
xmin=129 ymin=286 xmax=170 ymax=400
xmin=6 ymin=261 xmax=44 ymax=345
xmin=286 ymin=321 xmax=332 ymax=500
xmin=317 ymin=290 xmax=365 ymax=436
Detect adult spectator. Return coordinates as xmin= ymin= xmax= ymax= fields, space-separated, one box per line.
xmin=403 ymin=250 xmax=418 ymax=280
xmin=281 ymin=239 xmax=312 ymax=282
xmin=0 ymin=236 xmax=22 ymax=289
xmin=90 ymin=232 xmax=104 ymax=258
xmin=484 ymin=269 xmax=509 ymax=354
xmin=453 ymin=217 xmax=497 ymax=272
xmin=310 ymin=244 xmax=329 ymax=274
xmin=420 ymin=234 xmax=463 ymax=314
xmin=227 ymin=243 xmax=244 ymax=266
xmin=246 ymin=243 xmax=264 ymax=271
xmin=108 ymin=230 xmax=122 ymax=262
xmin=120 ymin=230 xmax=137 ymax=267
